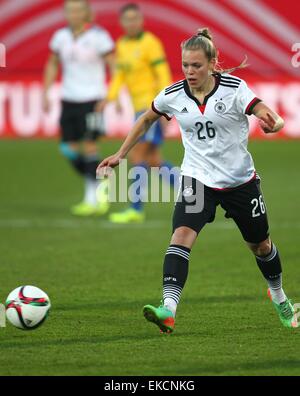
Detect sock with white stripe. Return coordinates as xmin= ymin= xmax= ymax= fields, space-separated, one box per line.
xmin=84 ymin=153 xmax=100 ymax=179
xmin=163 ymin=244 xmax=190 ymax=316
xmin=84 ymin=178 xmax=99 ymax=206
xmin=255 ymin=243 xmax=286 ymax=304
xmin=82 ymin=153 xmax=100 ymax=206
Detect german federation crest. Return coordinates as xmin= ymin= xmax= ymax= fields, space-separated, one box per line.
xmin=214 ymin=101 xmax=226 ymax=114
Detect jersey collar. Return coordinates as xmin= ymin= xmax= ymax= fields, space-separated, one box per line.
xmin=69 ymin=23 xmax=93 ymax=39
xmin=124 ymin=31 xmax=145 ymax=41
xmin=184 ymin=73 xmax=221 ymax=114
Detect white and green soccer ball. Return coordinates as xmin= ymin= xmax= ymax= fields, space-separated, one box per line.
xmin=5 ymin=286 xmax=51 ymax=330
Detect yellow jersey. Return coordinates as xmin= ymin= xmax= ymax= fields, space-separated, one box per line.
xmin=107 ymin=31 xmax=172 ymax=112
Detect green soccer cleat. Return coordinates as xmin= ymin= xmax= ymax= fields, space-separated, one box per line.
xmin=143 ymin=304 xmax=175 ymax=333
xmin=71 ymin=178 xmax=111 ymax=217
xmin=109 ymin=208 xmax=145 ymax=224
xmin=94 ymin=201 xmax=110 ymax=216
xmin=267 ymin=288 xmax=298 ymax=329
xmin=71 ymin=202 xmax=97 ymax=217
xmin=70 ymin=201 xmax=109 ymax=217
xmin=96 ymin=178 xmax=110 ymax=215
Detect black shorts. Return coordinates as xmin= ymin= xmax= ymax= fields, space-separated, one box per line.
xmin=173 ymin=176 xmax=270 ymax=244
xmin=60 ymin=100 xmax=102 ymax=142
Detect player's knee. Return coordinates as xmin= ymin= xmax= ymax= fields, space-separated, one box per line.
xmin=59 ymin=142 xmax=79 ymax=160
xmin=171 ymin=226 xmax=197 ymax=249
xmin=249 ymin=238 xmax=272 ymax=257
xmin=129 ymin=151 xmax=141 ymax=165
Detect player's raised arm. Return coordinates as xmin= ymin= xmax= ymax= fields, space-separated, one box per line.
xmin=252 ymin=102 xmax=284 ymax=134
xmin=97 ymin=109 xmax=160 ymax=175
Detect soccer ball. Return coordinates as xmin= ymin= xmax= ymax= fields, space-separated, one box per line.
xmin=5 ymin=286 xmax=51 ymax=330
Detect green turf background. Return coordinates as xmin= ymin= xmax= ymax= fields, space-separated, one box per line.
xmin=0 ymin=139 xmax=299 ymax=376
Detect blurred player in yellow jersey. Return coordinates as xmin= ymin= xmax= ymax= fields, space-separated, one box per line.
xmin=99 ymin=3 xmax=180 ymax=223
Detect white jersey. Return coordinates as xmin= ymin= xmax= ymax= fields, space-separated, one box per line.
xmin=152 ymin=73 xmax=261 ymax=189
xmin=50 ymin=25 xmax=114 ymax=103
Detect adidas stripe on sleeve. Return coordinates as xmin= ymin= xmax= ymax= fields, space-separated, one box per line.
xmin=152 ymin=89 xmax=172 ymax=120
xmin=151 ymin=81 xmax=184 ymax=120
xmin=235 ymin=79 xmax=261 ymax=115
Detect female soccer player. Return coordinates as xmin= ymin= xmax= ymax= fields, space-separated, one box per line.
xmin=99 ymin=3 xmax=179 ymax=224
xmin=97 ymin=28 xmax=297 ymax=332
xmin=43 ymin=0 xmax=114 ymax=216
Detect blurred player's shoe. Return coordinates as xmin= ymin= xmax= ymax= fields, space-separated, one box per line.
xmin=71 ymin=202 xmax=109 ymax=217
xmin=267 ymin=288 xmax=298 ymax=328
xmin=95 ymin=178 xmax=110 ymax=215
xmin=71 ymin=202 xmax=97 ymax=216
xmin=70 ymin=201 xmax=109 ymax=217
xmin=71 ymin=179 xmax=110 ymax=216
xmin=71 ymin=202 xmax=107 ymax=217
xmin=143 ymin=303 xmax=175 ymax=333
xmin=109 ymin=208 xmax=145 ymax=224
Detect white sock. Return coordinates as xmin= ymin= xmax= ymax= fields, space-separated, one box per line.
xmin=269 ymin=287 xmax=287 ymax=304
xmin=84 ymin=178 xmax=98 ymax=206
xmin=164 ymin=298 xmax=177 ymax=316
xmin=267 ymin=273 xmax=287 ymax=304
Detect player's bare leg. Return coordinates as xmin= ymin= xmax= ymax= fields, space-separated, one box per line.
xmin=60 ymin=140 xmax=88 ymax=213
xmin=247 ymin=237 xmax=297 ymax=328
xmin=143 ymin=226 xmax=197 ymax=333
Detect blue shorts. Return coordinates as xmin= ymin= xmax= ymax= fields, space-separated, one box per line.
xmin=135 ymin=111 xmax=164 ymax=146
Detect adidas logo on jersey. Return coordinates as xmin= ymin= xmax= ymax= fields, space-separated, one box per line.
xmin=181 ymin=107 xmax=188 ymax=113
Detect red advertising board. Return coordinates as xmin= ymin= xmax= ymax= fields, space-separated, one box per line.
xmin=0 ymin=0 xmax=299 ymax=138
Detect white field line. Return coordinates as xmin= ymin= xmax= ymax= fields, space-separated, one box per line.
xmin=0 ymin=219 xmax=167 ymax=229
xmin=0 ymin=219 xmax=300 ymax=230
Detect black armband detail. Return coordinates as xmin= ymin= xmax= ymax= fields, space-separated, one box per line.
xmin=245 ymin=97 xmax=262 ymax=115
xmin=151 ymin=101 xmax=171 ymax=121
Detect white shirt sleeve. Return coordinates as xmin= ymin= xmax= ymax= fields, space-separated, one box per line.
xmin=152 ymin=89 xmax=173 ymax=120
xmin=49 ymin=31 xmax=61 ymax=54
xmin=236 ymin=80 xmax=261 ymax=115
xmin=95 ymin=29 xmax=115 ymax=56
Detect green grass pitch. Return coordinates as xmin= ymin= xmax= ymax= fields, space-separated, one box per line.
xmin=0 ymin=138 xmax=300 ymax=376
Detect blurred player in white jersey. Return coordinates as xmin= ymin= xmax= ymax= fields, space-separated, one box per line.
xmin=98 ymin=28 xmax=297 ymax=332
xmin=43 ymin=0 xmax=115 ymax=216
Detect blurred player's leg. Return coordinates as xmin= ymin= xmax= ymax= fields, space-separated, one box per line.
xmin=71 ymin=140 xmax=110 ymax=216
xmin=109 ymin=119 xmax=180 ymax=223
xmin=59 ymin=141 xmax=84 ymax=174
xmin=60 ymin=101 xmax=109 ymax=216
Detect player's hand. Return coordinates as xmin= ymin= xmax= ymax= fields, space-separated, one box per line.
xmin=96 ymin=153 xmax=124 ymax=178
xmin=259 ymin=112 xmax=277 ymax=133
xmin=94 ymin=99 xmax=108 ymax=113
